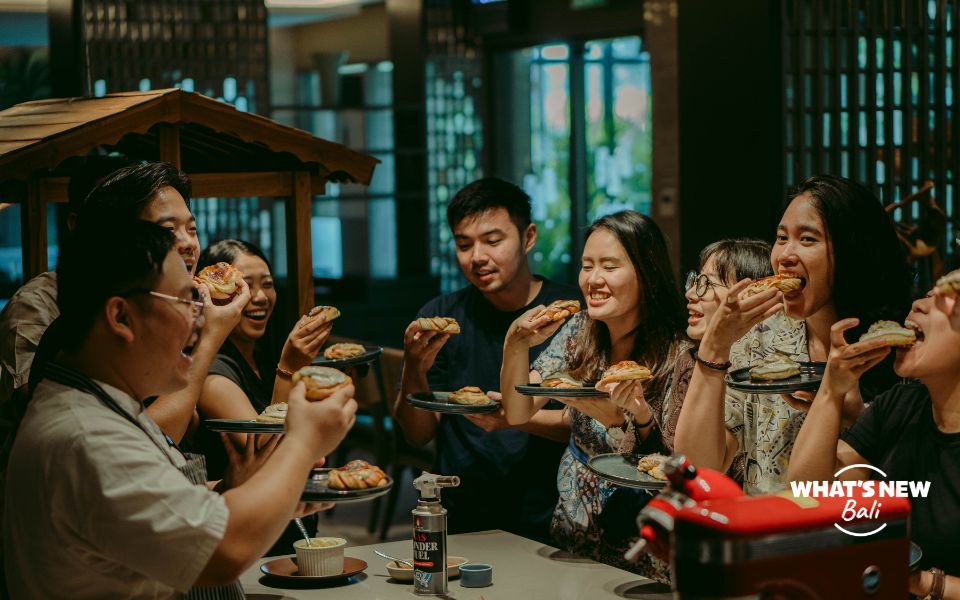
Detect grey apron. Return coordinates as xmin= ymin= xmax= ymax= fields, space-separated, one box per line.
xmin=43 ymin=363 xmax=245 ymax=600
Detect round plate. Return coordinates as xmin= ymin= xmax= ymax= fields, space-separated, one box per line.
xmin=405 ymin=392 xmax=501 ymax=414
xmin=312 ymin=346 xmax=383 ymax=368
xmin=586 ymin=453 xmax=667 ymax=490
xmin=385 ymin=556 xmax=468 ymax=581
xmin=724 ymin=361 xmax=825 ymax=394
xmin=260 ymin=556 xmax=367 ymax=580
xmin=910 ymin=542 xmax=922 ymax=569
xmin=205 ymin=419 xmax=284 ymax=434
xmin=514 ymin=383 xmax=609 ymax=398
xmin=302 ymin=469 xmax=394 ymax=503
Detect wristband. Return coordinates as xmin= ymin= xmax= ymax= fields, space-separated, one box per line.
xmin=694 ymin=351 xmax=732 ymax=371
xmin=921 ymin=568 xmax=946 ymax=600
xmin=635 ymin=414 xmax=655 ymax=429
xmin=276 ymin=365 xmax=295 ymax=378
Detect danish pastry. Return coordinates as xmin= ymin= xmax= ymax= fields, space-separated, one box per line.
xmin=743 ymin=274 xmax=804 ymax=298
xmin=748 ymin=352 xmax=801 ymax=381
xmin=417 ymin=316 xmax=460 ymax=334
xmin=301 ymin=306 xmax=340 ymax=328
xmin=323 ymin=342 xmax=366 ymax=360
xmin=531 ymin=300 xmax=581 ymax=323
xmin=291 ymin=366 xmax=352 ymax=400
xmin=194 ymin=262 xmax=244 ymax=305
xmin=598 ymin=361 xmax=652 ymax=387
xmin=256 ymin=402 xmax=287 ymax=423
xmin=859 ymin=320 xmax=916 ymax=347
xmin=637 ymin=454 xmax=667 ymax=473
xmin=936 ymin=268 xmax=960 ymax=296
xmin=446 ymin=386 xmax=492 ymax=405
xmin=326 ymin=459 xmax=388 ymax=490
xmin=541 ymin=371 xmax=581 ymax=388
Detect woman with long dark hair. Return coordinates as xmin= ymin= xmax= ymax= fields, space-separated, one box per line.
xmin=499 ymin=211 xmax=688 ymax=577
xmin=675 ymin=174 xmax=911 ymax=495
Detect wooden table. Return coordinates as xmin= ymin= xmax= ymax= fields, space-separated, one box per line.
xmin=239 ymin=529 xmax=671 ymax=599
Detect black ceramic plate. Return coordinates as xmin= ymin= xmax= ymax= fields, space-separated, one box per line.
xmin=586 ymin=453 xmax=667 ymax=490
xmin=302 ymin=469 xmax=393 ymax=503
xmin=405 ymin=392 xmax=501 ymax=414
xmin=205 ymin=419 xmax=285 ymax=434
xmin=724 ymin=361 xmax=826 ymax=394
xmin=514 ymin=383 xmax=609 ymax=398
xmin=910 ymin=542 xmax=922 ymax=570
xmin=312 ymin=346 xmax=383 ymax=368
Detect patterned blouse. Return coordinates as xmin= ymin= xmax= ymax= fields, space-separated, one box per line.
xmin=724 ymin=310 xmax=809 ymax=495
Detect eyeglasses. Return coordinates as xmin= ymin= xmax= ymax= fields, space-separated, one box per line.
xmin=122 ymin=289 xmax=204 ymax=321
xmin=684 ymin=271 xmax=729 ymax=298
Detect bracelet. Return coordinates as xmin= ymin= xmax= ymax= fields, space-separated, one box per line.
xmin=924 ymin=568 xmax=946 ymax=600
xmin=635 ymin=414 xmax=655 ymax=429
xmin=276 ymin=365 xmax=295 ymax=378
xmin=694 ymin=351 xmax=732 ymax=371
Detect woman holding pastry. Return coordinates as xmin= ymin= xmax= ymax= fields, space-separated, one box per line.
xmin=674 ymin=174 xmax=911 ymax=495
xmin=500 ymin=211 xmax=688 ymax=579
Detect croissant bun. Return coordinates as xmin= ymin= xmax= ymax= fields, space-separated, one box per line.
xmin=326 ymin=460 xmax=388 ymax=490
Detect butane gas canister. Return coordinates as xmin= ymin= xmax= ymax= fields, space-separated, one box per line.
xmin=412 ymin=473 xmax=460 ymax=596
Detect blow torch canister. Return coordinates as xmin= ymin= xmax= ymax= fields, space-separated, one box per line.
xmin=412 ymin=473 xmax=460 ymax=596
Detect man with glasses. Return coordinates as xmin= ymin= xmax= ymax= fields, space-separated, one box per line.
xmin=4 ymin=219 xmax=357 ymax=598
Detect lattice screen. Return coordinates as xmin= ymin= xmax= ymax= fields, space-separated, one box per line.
xmin=783 ymin=0 xmax=960 ymax=279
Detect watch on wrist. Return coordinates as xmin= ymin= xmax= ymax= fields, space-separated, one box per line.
xmin=921 ymin=568 xmax=946 ymax=600
xmin=606 ymin=425 xmax=626 ymax=444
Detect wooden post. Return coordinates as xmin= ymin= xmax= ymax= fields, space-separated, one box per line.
xmin=286 ymin=171 xmax=315 ymax=326
xmin=159 ymin=123 xmax=181 ymax=170
xmin=21 ymin=176 xmax=47 ymax=281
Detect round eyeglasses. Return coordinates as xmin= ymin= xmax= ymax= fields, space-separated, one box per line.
xmin=684 ymin=271 xmax=729 ymax=298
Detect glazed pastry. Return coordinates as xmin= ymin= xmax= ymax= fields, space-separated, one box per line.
xmin=742 ymin=274 xmax=804 ymax=298
xmin=446 ymin=386 xmax=492 ymax=405
xmin=256 ymin=402 xmax=287 ymax=423
xmin=541 ymin=371 xmax=581 ymax=388
xmin=859 ymin=320 xmax=916 ymax=347
xmin=301 ymin=306 xmax=340 ymax=328
xmin=323 ymin=342 xmax=366 ymax=360
xmin=531 ymin=300 xmax=581 ymax=323
xmin=598 ymin=360 xmax=653 ymax=387
xmin=194 ymin=262 xmax=243 ymax=304
xmin=326 ymin=460 xmax=388 ymax=490
xmin=936 ymin=268 xmax=960 ymax=296
xmin=417 ymin=316 xmax=461 ymax=334
xmin=637 ymin=454 xmax=667 ymax=473
xmin=649 ymin=465 xmax=668 ymax=481
xmin=291 ymin=366 xmax=352 ymax=400
xmin=748 ymin=352 xmax=801 ymax=381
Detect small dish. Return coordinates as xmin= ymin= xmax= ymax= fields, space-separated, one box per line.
xmin=385 ymin=556 xmax=468 ymax=581
xmin=459 ymin=563 xmax=493 ymax=588
xmin=260 ymin=556 xmax=367 ymax=581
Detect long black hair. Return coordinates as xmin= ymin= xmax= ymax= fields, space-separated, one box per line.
xmin=196 ymin=239 xmax=271 ymax=275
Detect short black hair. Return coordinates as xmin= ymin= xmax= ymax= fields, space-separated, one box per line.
xmin=66 ymin=155 xmax=138 ymax=214
xmin=57 ymin=219 xmax=176 ymax=351
xmin=446 ymin=177 xmax=532 ymax=234
xmin=197 ymin=239 xmax=272 ymax=275
xmin=698 ymin=238 xmax=774 ymax=285
xmin=77 ymin=162 xmax=192 ymax=225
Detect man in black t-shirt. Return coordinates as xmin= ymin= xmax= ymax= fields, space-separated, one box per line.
xmin=394 ymin=178 xmax=581 ymax=542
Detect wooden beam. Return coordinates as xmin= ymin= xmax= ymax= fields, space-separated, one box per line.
xmin=285 ymin=171 xmax=315 ymax=326
xmin=158 ymin=123 xmax=181 ymax=170
xmin=21 ymin=176 xmax=46 ymax=281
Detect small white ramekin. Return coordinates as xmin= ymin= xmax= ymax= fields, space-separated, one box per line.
xmin=293 ymin=537 xmax=346 ymax=576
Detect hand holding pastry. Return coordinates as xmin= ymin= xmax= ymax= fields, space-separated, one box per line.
xmin=280 ymin=309 xmax=333 ymax=372
xmin=821 ymin=318 xmax=891 ymax=400
xmin=506 ymin=305 xmax=566 ymax=348
xmin=196 ymin=278 xmax=250 ymax=346
xmin=933 ymin=282 xmax=960 ymax=334
xmin=284 ymin=381 xmax=357 ymax=461
xmin=403 ymin=320 xmax=450 ymax=376
xmin=698 ymin=278 xmax=783 ymax=363
xmin=194 ymin=262 xmax=245 ymax=305
xmin=601 ymin=379 xmax=652 ymax=422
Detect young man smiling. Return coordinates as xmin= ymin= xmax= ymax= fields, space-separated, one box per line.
xmin=394 ymin=178 xmax=581 ymax=542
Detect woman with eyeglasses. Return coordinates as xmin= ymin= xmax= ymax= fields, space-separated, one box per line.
xmin=674 ymin=174 xmax=911 ymax=495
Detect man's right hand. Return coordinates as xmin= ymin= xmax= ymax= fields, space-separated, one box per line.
xmin=284 ymin=382 xmax=357 ymax=461
xmin=196 ymin=279 xmax=250 ymax=344
xmin=402 ymin=321 xmax=450 ymax=375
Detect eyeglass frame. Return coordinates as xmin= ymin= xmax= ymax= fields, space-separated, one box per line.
xmin=120 ymin=289 xmax=205 ymax=321
xmin=684 ymin=270 xmax=730 ymax=298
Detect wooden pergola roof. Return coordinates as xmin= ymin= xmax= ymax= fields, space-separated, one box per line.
xmin=0 ymin=89 xmax=380 ymax=322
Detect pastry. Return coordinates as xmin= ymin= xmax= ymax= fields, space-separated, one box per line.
xmin=301 ymin=306 xmax=340 ymax=328
xmin=531 ymin=300 xmax=581 ymax=323
xmin=256 ymin=402 xmax=287 ymax=423
xmin=326 ymin=459 xmax=388 ymax=490
xmin=748 ymin=352 xmax=801 ymax=381
xmin=859 ymin=320 xmax=916 ymax=347
xmin=323 ymin=342 xmax=366 ymax=360
xmin=742 ymin=274 xmax=804 ymax=298
xmin=598 ymin=360 xmax=652 ymax=387
xmin=291 ymin=366 xmax=353 ymax=400
xmin=446 ymin=386 xmax=492 ymax=405
xmin=936 ymin=268 xmax=960 ymax=296
xmin=194 ymin=262 xmax=243 ymax=304
xmin=637 ymin=454 xmax=667 ymax=473
xmin=541 ymin=371 xmax=581 ymax=388
xmin=649 ymin=465 xmax=667 ymax=481
xmin=417 ymin=316 xmax=460 ymax=334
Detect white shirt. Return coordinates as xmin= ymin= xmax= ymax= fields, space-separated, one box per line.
xmin=4 ymin=378 xmax=229 ymax=599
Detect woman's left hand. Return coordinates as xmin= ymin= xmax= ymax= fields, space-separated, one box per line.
xmin=559 ymin=397 xmax=626 ymax=429
xmin=280 ymin=313 xmax=333 ymax=372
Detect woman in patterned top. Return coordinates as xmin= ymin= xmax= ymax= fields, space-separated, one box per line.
xmin=499 ymin=211 xmax=687 ymax=580
xmin=675 ymin=174 xmax=911 ymax=495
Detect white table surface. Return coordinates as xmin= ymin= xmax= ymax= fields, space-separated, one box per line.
xmin=239 ymin=529 xmax=671 ymax=599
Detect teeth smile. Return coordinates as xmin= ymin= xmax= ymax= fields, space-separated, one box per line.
xmin=689 ymin=310 xmax=703 ymax=317
xmin=245 ymin=311 xmax=267 ymax=319
xmin=591 ymin=292 xmax=610 ymax=300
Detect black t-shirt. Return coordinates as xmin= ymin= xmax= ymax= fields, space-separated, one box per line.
xmin=842 ymin=382 xmax=960 ymax=576
xmin=411 ymin=277 xmax=582 ymax=542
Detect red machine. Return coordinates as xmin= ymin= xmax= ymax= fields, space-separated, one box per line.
xmin=631 ymin=456 xmax=911 ymax=599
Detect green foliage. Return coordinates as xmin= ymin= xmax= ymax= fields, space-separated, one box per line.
xmin=0 ymin=47 xmax=51 ymax=110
